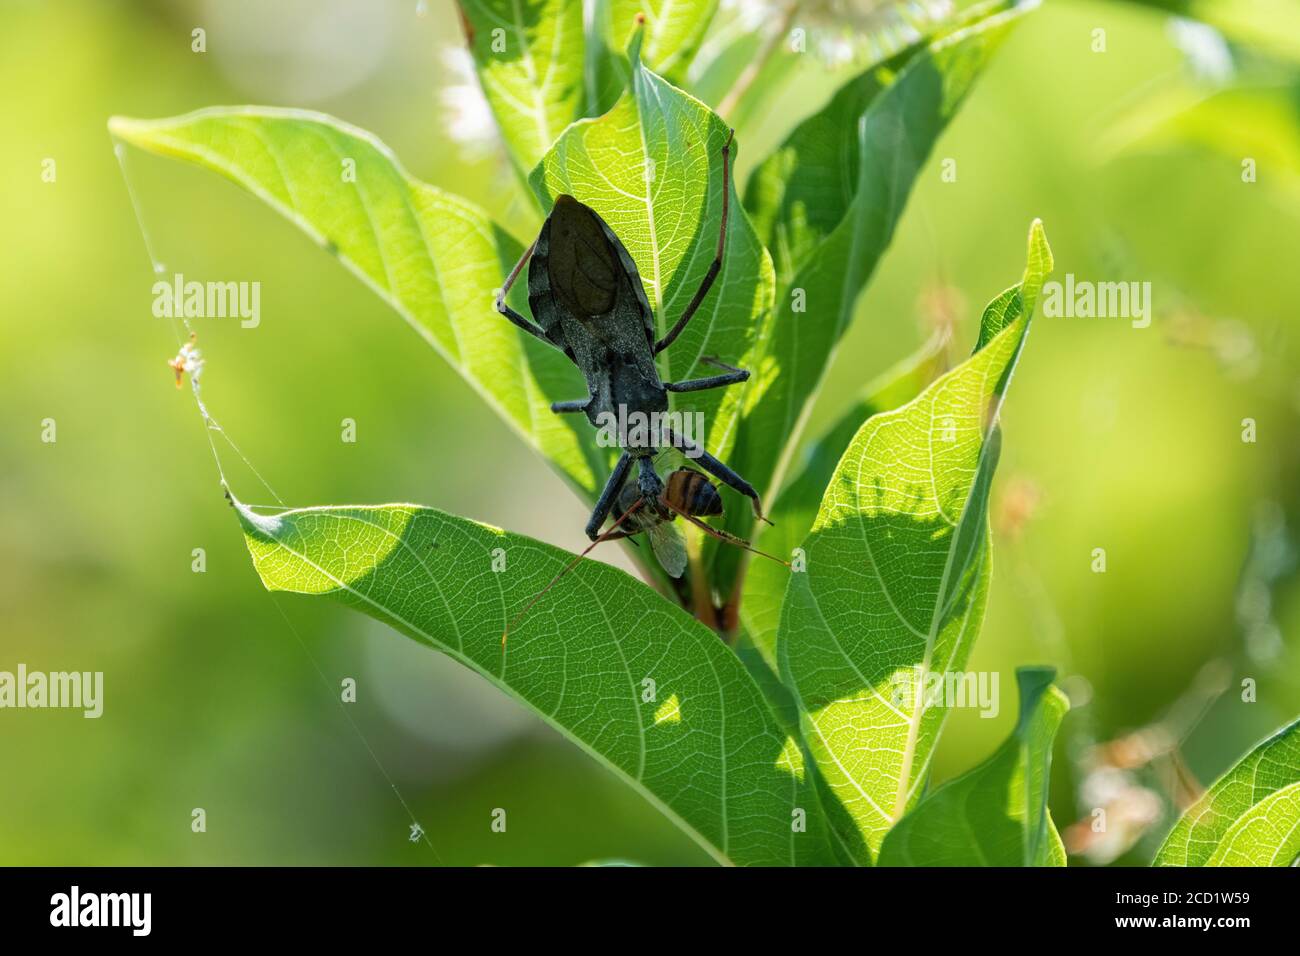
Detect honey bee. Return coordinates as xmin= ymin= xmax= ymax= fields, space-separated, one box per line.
xmin=608 ymin=468 xmax=723 ymax=579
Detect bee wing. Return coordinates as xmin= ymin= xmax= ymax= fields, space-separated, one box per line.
xmin=646 ymin=522 xmax=688 ymax=579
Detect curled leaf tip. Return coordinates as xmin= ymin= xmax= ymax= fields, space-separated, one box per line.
xmin=228 ymin=491 xmax=284 ymax=537
xmin=625 ymin=15 xmax=646 ymax=62
xmin=107 ymin=115 xmax=157 ymax=149
xmin=107 ymin=115 xmax=146 ymax=135
xmin=1027 ymin=218 xmax=1054 ymax=275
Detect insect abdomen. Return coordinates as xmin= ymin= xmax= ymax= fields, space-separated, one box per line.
xmin=668 ymin=469 xmax=723 ymax=517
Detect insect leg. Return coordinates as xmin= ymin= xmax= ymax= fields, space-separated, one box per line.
xmin=665 ymin=356 xmax=750 ymax=393
xmin=585 ymin=452 xmax=633 ymax=540
xmin=502 ymin=499 xmax=645 ymax=649
xmin=495 ymin=241 xmax=563 ymax=352
xmin=550 ymin=397 xmax=591 ymax=413
xmin=662 ymin=500 xmax=791 ymax=568
xmin=653 ymin=130 xmax=734 ymax=355
xmin=661 ymin=427 xmax=771 ymax=525
xmin=636 ymin=455 xmax=664 ymax=500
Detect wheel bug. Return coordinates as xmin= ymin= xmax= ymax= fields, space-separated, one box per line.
xmin=494 ymin=130 xmax=770 ymax=543
xmin=502 ymin=465 xmax=790 ymax=646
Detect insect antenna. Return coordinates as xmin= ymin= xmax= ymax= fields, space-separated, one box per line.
xmin=660 ymin=500 xmax=792 ymax=569
xmin=501 ymin=498 xmax=646 ymax=650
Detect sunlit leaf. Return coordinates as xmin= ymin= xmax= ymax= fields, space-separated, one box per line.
xmin=689 ymin=0 xmax=957 ymax=132
xmin=713 ymin=0 xmax=1035 ymax=591
xmin=878 ymin=667 xmax=1069 ymax=866
xmin=614 ymin=0 xmax=718 ymax=83
xmin=776 ymin=220 xmax=1053 ymax=861
xmin=456 ymin=0 xmax=587 ymax=174
xmin=1201 ymin=783 xmax=1300 ymax=865
xmin=739 ymin=331 xmax=950 ymax=668
xmin=1155 ymin=717 xmax=1300 ymax=866
xmin=109 ymin=108 xmax=610 ymax=507
xmin=587 ymin=0 xmax=721 ymax=113
xmin=231 ymin=495 xmax=838 ymax=866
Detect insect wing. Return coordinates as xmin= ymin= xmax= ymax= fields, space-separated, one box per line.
xmin=597 ymin=217 xmax=655 ymax=342
xmin=543 ymin=196 xmax=618 ymax=319
xmin=646 ymin=521 xmax=688 ymax=579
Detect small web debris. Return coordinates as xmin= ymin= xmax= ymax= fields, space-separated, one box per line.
xmin=116 ymin=132 xmax=442 ymax=863
xmin=168 ymin=333 xmax=204 ymax=389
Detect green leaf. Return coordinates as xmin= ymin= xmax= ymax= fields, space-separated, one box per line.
xmin=714 ymin=0 xmax=1034 ymax=589
xmin=455 ymin=0 xmax=587 ymax=174
xmin=877 ymin=667 xmax=1069 ymax=866
xmin=530 ymin=34 xmax=774 ymax=466
xmin=587 ymin=0 xmax=721 ymax=113
xmin=776 ymin=220 xmax=1053 ymax=862
xmin=230 ymin=495 xmax=838 ymax=866
xmin=739 ymin=331 xmax=950 ymax=669
xmin=617 ymin=0 xmax=718 ymax=83
xmin=1155 ymin=717 xmax=1300 ymax=866
xmin=688 ymin=0 xmax=957 ymax=133
xmin=108 ymin=107 xmax=611 ymax=502
xmin=1203 ymin=784 xmax=1300 ymax=866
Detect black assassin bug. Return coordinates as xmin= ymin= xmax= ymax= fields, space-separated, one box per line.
xmin=493 ymin=130 xmax=770 ymax=542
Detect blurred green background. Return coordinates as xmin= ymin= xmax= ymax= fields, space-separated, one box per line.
xmin=3 ymin=0 xmax=1298 ymax=865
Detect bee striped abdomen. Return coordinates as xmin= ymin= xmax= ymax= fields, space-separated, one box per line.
xmin=667 ymin=468 xmax=723 ymax=517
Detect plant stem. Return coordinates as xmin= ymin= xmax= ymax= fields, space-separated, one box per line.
xmin=717 ymin=1 xmax=803 ymax=120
